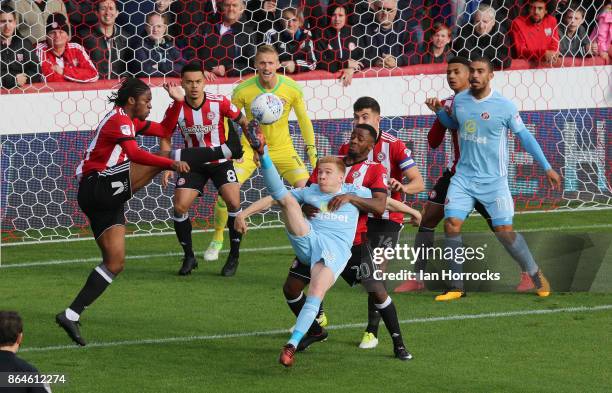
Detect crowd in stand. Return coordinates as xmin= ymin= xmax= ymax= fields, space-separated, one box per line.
xmin=1 ymin=0 xmax=610 ymax=88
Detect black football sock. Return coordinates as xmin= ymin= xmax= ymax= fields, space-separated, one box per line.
xmin=69 ymin=264 xmax=115 ymax=315
xmin=376 ymin=296 xmax=404 ymax=348
xmin=227 ymin=210 xmax=243 ymax=258
xmin=173 ymin=210 xmax=194 ymax=258
xmin=285 ymin=291 xmax=322 ymax=335
xmin=365 ymin=295 xmax=381 ymax=337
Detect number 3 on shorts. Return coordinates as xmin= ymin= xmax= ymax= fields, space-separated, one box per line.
xmin=227 ymin=169 xmax=237 ymax=183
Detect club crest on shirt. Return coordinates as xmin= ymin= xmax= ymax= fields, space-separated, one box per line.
xmin=207 ymin=112 xmax=215 ymax=120
xmin=377 ymin=152 xmax=386 ymax=161
xmin=73 ymin=59 xmax=79 ymax=66
xmin=480 ymin=112 xmax=490 ymax=120
xmin=352 ymin=171 xmax=360 ymax=179
xmin=464 ymin=119 xmax=477 ymax=133
xmin=545 ymin=28 xmax=552 ymax=36
xmin=120 ymin=125 xmax=131 ymax=136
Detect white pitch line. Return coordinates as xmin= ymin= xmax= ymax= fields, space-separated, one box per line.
xmin=20 ymin=304 xmax=612 ymax=353
xmin=0 ymin=245 xmax=294 ymax=269
xmin=0 ymin=225 xmax=286 ymax=247
xmin=3 ymin=208 xmax=611 ymax=247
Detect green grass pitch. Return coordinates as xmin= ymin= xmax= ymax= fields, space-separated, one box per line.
xmin=1 ymin=210 xmax=611 ymax=392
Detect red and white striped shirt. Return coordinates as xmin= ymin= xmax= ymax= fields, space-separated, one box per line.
xmin=36 ymin=42 xmax=98 ymax=83
xmin=76 ymin=106 xmax=179 ymax=179
xmin=172 ymin=93 xmax=241 ymax=164
xmin=339 ymin=131 xmax=416 ymax=224
xmin=428 ymin=96 xmax=460 ymax=173
xmin=309 ymin=157 xmax=387 ymax=245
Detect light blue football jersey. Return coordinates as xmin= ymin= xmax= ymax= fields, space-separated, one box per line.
xmin=290 ymin=183 xmax=372 ymax=251
xmin=445 ymin=90 xmax=529 ymax=181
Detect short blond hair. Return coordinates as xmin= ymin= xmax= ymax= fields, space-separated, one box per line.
xmin=318 ymin=156 xmax=346 ymax=174
xmin=256 ymin=44 xmax=279 ymax=59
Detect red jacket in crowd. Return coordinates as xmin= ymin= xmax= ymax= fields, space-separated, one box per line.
xmin=510 ymin=14 xmax=560 ymax=61
xmin=36 ymin=42 xmax=99 ymax=83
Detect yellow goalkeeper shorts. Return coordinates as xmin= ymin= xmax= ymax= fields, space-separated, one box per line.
xmin=234 ymin=143 xmax=309 ymax=186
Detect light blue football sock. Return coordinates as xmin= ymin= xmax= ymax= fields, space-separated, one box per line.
xmin=288 ymin=296 xmax=322 ymax=347
xmin=499 ymin=233 xmax=539 ymax=275
xmin=445 ymin=234 xmax=464 ymax=290
xmin=260 ymin=146 xmax=288 ymax=200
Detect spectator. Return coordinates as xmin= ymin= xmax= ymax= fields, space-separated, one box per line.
xmin=172 ymin=0 xmax=219 ymax=48
xmin=264 ymin=7 xmax=317 ymax=74
xmin=249 ymin=0 xmax=325 ymax=40
xmin=9 ymin=0 xmax=67 ymax=44
xmin=315 ymin=3 xmax=364 ymax=86
xmin=357 ymin=0 xmax=415 ymax=68
xmin=36 ymin=13 xmax=98 ymax=82
xmin=299 ymin=0 xmax=326 ymax=40
xmin=559 ymin=5 xmax=590 ymax=58
xmin=453 ymin=4 xmax=512 ymax=69
xmin=471 ymin=1 xmax=529 ymax=32
xmin=115 ymin=0 xmax=155 ymax=37
xmin=0 ymin=311 xmax=51 ymax=393
xmin=184 ymin=0 xmax=255 ymax=78
xmin=510 ymin=0 xmax=560 ymax=65
xmin=66 ymin=0 xmax=98 ymax=32
xmin=590 ymin=0 xmax=611 ymax=63
xmin=247 ymin=1 xmax=281 ymax=44
xmin=154 ymin=0 xmax=178 ymax=39
xmin=133 ymin=12 xmax=183 ymax=77
xmin=1 ymin=4 xmax=42 ymax=88
xmin=78 ymin=0 xmax=133 ymax=79
xmin=411 ymin=22 xmax=451 ymax=64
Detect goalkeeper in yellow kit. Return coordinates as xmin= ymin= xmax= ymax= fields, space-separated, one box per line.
xmin=211 ymin=45 xmax=318 ymax=277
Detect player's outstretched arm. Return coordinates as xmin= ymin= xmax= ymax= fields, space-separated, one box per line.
xmin=120 ymin=138 xmax=189 ymax=172
xmin=327 ymin=191 xmax=386 ymax=216
xmin=511 ymin=118 xmax=562 ymax=191
xmin=389 ymin=168 xmax=425 ymax=195
xmin=134 ymin=83 xmax=185 ymax=138
xmin=235 ymin=196 xmax=276 ymax=234
xmin=386 ymin=198 xmax=422 ymax=227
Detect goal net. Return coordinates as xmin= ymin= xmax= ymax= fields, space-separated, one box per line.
xmin=1 ymin=1 xmax=610 ymax=242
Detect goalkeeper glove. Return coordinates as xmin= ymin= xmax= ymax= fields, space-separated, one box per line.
xmin=305 ymin=144 xmax=318 ymax=167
